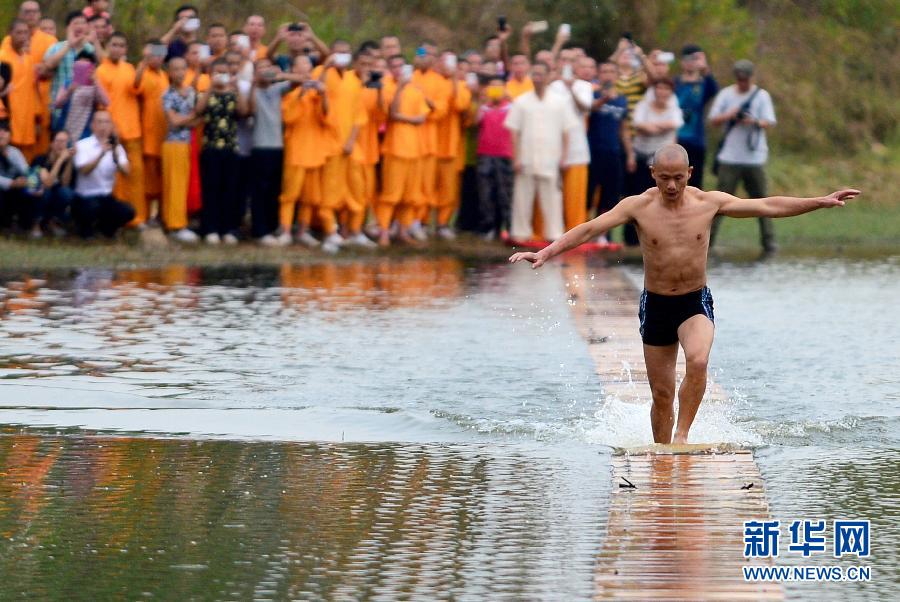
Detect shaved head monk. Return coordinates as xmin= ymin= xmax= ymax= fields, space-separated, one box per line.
xmin=510 ymin=143 xmax=860 ymax=443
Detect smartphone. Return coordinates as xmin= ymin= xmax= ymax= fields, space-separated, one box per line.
xmin=444 ymin=54 xmax=457 ymax=70
xmin=401 ymin=64 xmax=414 ymax=82
xmin=465 ymin=72 xmax=479 ymax=87
xmin=559 ymin=23 xmax=571 ymax=36
xmin=497 ymin=16 xmax=507 ymax=31
xmin=151 ymin=44 xmax=168 ymax=58
xmin=236 ymin=34 xmax=250 ymax=50
xmin=657 ymin=51 xmax=676 ymax=64
xmin=301 ymin=80 xmax=317 ymax=89
xmin=530 ymin=20 xmax=549 ymax=34
xmin=198 ymin=44 xmax=211 ymax=60
xmin=334 ymin=52 xmax=352 ymax=68
xmin=72 ymin=61 xmax=94 ymax=86
xmin=561 ymin=64 xmax=574 ymax=80
xmin=183 ymin=18 xmax=201 ymax=32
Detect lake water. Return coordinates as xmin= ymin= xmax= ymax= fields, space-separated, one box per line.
xmin=0 ymin=255 xmax=896 ymax=600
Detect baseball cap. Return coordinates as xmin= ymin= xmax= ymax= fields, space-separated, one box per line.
xmin=733 ymin=59 xmax=754 ymax=76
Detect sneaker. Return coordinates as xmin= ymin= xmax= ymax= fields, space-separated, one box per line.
xmin=480 ymin=229 xmax=496 ymax=242
xmin=29 ymin=226 xmax=44 ymax=240
xmin=295 ymin=231 xmax=320 ymax=248
xmin=345 ymin=232 xmax=377 ymax=248
xmin=258 ymin=234 xmax=279 ymax=247
xmin=409 ymin=221 xmax=428 ymax=242
xmin=595 ymin=234 xmax=609 ymax=245
xmin=172 ymin=228 xmax=199 ymax=244
xmin=364 ymin=224 xmax=381 ymax=239
xmin=323 ymin=232 xmax=345 ymax=246
xmin=436 ymin=226 xmax=456 ymax=241
xmin=222 ymin=233 xmax=239 ymax=245
xmin=388 ymin=221 xmax=400 ymax=237
xmin=204 ymin=233 xmax=221 ymax=245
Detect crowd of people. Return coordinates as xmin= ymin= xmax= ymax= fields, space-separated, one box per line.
xmin=0 ymin=1 xmax=779 ymax=253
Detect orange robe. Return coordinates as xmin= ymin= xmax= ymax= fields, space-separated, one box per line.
xmin=0 ymin=45 xmax=39 ymax=158
xmin=1 ymin=29 xmax=57 ymax=155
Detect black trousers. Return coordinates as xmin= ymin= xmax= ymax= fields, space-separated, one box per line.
xmin=455 ymin=164 xmax=481 ymax=233
xmin=200 ymin=148 xmax=239 ymax=236
xmin=680 ymin=140 xmax=707 ymax=190
xmin=0 ymin=188 xmax=35 ymax=230
xmin=475 ymin=155 xmax=513 ymax=234
xmin=72 ymin=193 xmax=136 ymax=238
xmin=249 ymin=148 xmax=283 ymax=238
xmin=587 ymin=149 xmax=623 ymax=216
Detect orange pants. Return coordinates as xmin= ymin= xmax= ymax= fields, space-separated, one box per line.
xmin=281 ymin=166 xmax=322 ymax=230
xmin=161 ymin=142 xmax=190 ymax=230
xmin=434 ymin=158 xmax=459 ymax=227
xmin=417 ymin=154 xmax=438 ymax=221
xmin=144 ymin=154 xmax=162 ymax=202
xmin=377 ymin=155 xmax=421 ymax=230
xmin=563 ymin=164 xmax=588 ymax=231
xmin=113 ymin=138 xmax=146 ymax=225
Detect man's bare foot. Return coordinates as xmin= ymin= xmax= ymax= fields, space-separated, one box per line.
xmin=396 ymin=232 xmax=423 ymax=247
xmin=672 ymin=432 xmax=688 ymax=444
xmin=377 ymin=230 xmax=391 ymax=247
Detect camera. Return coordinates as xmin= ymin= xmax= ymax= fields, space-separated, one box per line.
xmin=366 ymin=70 xmax=383 ymax=89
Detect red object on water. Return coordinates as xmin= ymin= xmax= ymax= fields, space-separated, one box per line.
xmin=506 ymin=238 xmax=624 ymax=252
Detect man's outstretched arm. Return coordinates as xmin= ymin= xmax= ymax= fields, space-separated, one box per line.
xmin=712 ymin=188 xmax=861 ymax=218
xmin=509 ymin=196 xmax=637 ymax=268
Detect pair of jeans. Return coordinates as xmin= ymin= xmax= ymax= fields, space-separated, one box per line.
xmin=35 ymin=185 xmax=74 ymax=225
xmin=200 ymin=148 xmax=239 ymax=236
xmin=249 ymin=148 xmax=283 ymax=238
xmin=72 ymin=194 xmax=136 ymax=238
xmin=475 ymin=155 xmax=513 ymax=234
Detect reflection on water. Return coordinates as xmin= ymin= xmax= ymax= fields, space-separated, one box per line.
xmin=0 ymin=255 xmax=897 ymax=599
xmin=0 ymin=432 xmax=608 ymax=600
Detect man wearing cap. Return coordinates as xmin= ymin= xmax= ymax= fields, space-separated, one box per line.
xmin=708 ymin=59 xmax=777 ymax=253
xmin=675 ymin=44 xmax=718 ymax=189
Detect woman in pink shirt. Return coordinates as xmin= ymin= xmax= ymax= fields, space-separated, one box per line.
xmin=475 ymin=77 xmax=514 ymax=240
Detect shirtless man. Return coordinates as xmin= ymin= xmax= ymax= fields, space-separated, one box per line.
xmin=509 ymin=143 xmax=860 ymax=444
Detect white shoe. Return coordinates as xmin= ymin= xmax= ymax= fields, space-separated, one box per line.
xmin=172 ymin=228 xmax=199 ymax=244
xmin=409 ymin=222 xmax=428 ymax=241
xmin=595 ymin=234 xmax=609 ymax=245
xmin=295 ymin=231 xmax=320 ymax=247
xmin=480 ymin=229 xmax=496 ymax=242
xmin=222 ymin=233 xmax=239 ymax=245
xmin=345 ymin=232 xmax=377 ymax=248
xmin=436 ymin=226 xmax=456 ymax=241
xmin=258 ymin=234 xmax=279 ymax=247
xmin=323 ymin=232 xmax=345 ymax=246
xmin=204 ymin=233 xmax=221 ymax=245
xmin=388 ymin=221 xmax=400 ymax=237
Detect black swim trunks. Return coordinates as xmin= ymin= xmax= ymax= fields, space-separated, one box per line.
xmin=638 ymin=287 xmax=715 ymax=346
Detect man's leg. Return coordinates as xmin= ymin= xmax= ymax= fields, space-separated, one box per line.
xmin=644 ymin=343 xmax=679 ymax=444
xmin=510 ymin=172 xmax=536 ymax=241
xmin=743 ymin=164 xmax=776 ymax=252
xmin=536 ymin=174 xmax=564 ymax=241
xmin=673 ymin=314 xmax=715 ymax=443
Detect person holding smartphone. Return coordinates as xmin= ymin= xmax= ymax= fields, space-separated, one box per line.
xmin=675 ymin=45 xmax=719 ymax=190
xmin=194 ymin=58 xmax=248 ymax=244
xmin=136 ymin=39 xmax=171 ymax=224
xmin=95 ymin=32 xmax=146 ymax=227
xmin=71 ymin=110 xmax=134 ymax=238
xmin=160 ymin=5 xmax=200 ymax=60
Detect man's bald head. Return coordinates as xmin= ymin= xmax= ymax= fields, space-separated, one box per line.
xmin=652 ymin=144 xmax=690 ymax=170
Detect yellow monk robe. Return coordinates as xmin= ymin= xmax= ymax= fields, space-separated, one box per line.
xmin=96 ymin=58 xmax=146 ymax=224
xmin=434 ymin=78 xmax=472 ymax=227
xmin=411 ymin=69 xmax=450 ymax=218
xmin=312 ymin=66 xmax=368 ymax=234
xmin=377 ymin=78 xmax=428 ymax=230
xmin=161 ymin=140 xmax=190 ymax=230
xmin=138 ymin=67 xmax=169 ymax=203
xmin=0 ymin=44 xmax=39 ymax=160
xmin=562 ymin=165 xmax=589 ymax=231
xmin=505 ymin=76 xmax=534 ymax=99
xmin=356 ymin=85 xmax=385 ymax=211
xmin=185 ymin=68 xmax=210 ymax=92
xmin=2 ymin=29 xmax=57 ymax=155
xmin=281 ymin=86 xmax=328 ymax=230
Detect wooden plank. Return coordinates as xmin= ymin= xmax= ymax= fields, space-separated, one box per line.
xmin=558 ymin=259 xmax=784 ymax=600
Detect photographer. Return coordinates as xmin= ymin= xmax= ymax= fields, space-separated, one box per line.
xmin=72 ymin=110 xmax=135 ymax=238
xmin=708 ymin=59 xmax=777 ymax=253
xmin=675 ymin=44 xmax=718 ymax=189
